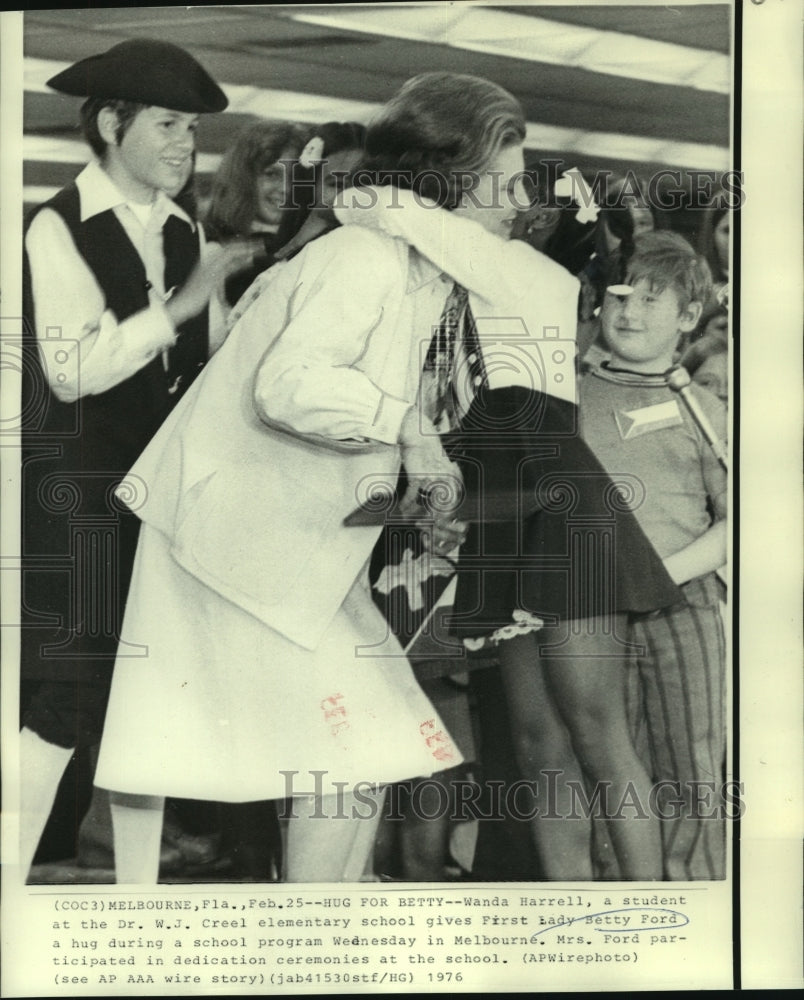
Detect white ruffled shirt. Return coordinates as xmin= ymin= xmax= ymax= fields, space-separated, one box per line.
xmin=25 ymin=160 xmax=226 ymax=403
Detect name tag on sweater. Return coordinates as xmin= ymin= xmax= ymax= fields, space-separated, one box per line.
xmin=614 ymin=399 xmax=683 ymax=440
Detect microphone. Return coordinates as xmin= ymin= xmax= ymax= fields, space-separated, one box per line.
xmin=666 ymin=365 xmax=728 ymax=471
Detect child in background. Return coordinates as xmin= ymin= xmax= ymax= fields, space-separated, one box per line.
xmin=273 ymin=121 xmax=366 ymax=262
xmin=579 ymin=230 xmax=727 ymax=879
xmin=681 ymin=195 xmax=732 ymax=404
xmin=207 ymin=121 xmax=366 ymax=313
xmin=204 ymin=121 xmax=311 ymax=307
xmin=579 ymin=173 xmax=658 ymax=368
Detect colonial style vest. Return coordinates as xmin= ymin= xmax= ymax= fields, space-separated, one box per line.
xmin=20 ymin=184 xmax=209 ymax=682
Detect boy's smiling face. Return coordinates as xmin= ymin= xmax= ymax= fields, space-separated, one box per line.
xmin=601 ymin=278 xmax=702 ymax=373
xmin=100 ymin=105 xmax=199 ymax=204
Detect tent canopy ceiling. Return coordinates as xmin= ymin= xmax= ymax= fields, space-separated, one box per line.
xmin=22 ymin=4 xmax=732 ymax=204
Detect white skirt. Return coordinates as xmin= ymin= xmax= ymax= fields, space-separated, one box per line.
xmin=95 ymin=525 xmax=462 ymax=802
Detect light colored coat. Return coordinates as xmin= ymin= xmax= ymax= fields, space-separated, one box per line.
xmin=118 ymin=217 xmax=579 ymax=651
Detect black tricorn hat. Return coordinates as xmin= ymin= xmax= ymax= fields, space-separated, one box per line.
xmin=47 ymin=38 xmax=228 ymax=113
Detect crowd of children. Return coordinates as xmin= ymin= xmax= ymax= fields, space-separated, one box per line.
xmin=20 ymin=38 xmax=730 ymax=885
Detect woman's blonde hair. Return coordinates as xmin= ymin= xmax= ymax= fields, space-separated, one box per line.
xmin=357 ymin=72 xmax=526 ymax=209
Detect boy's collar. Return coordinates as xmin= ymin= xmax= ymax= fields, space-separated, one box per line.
xmin=588 ymin=359 xmax=672 ymax=387
xmin=76 ymin=160 xmax=195 ymax=230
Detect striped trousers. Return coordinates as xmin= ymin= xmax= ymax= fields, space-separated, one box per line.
xmin=630 ymin=572 xmax=727 ymax=880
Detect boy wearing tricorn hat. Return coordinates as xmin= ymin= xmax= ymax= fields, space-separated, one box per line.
xmin=19 ymin=38 xmax=252 ymax=879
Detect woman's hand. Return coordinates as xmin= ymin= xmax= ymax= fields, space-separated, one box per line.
xmin=397 ymin=407 xmax=469 ymax=553
xmin=421 ymin=510 xmax=470 ymax=554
